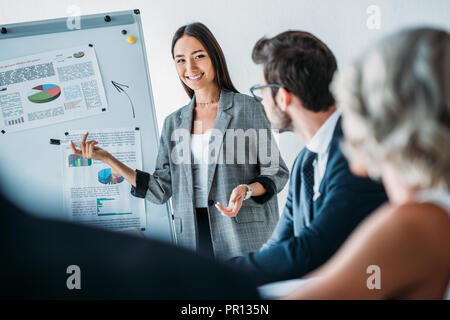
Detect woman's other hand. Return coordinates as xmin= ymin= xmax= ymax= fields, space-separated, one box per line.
xmin=70 ymin=132 xmax=110 ymax=162
xmin=215 ymin=185 xmax=248 ymax=217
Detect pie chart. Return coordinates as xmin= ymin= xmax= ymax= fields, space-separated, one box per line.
xmin=74 ymin=51 xmax=84 ymax=58
xmin=98 ymin=168 xmax=125 ymax=185
xmin=28 ymin=84 xmax=61 ymax=103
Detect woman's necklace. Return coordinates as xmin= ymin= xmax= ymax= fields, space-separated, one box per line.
xmin=196 ymin=97 xmax=219 ymax=106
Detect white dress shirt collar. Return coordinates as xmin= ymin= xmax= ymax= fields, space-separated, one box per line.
xmin=306 ymin=109 xmax=341 ymax=155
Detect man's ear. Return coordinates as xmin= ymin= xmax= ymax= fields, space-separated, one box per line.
xmin=275 ymin=87 xmax=291 ymax=112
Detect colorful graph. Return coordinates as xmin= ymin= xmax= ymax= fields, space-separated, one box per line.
xmin=73 ymin=51 xmax=85 ymax=58
xmin=98 ymin=168 xmax=124 ymax=184
xmin=68 ymin=154 xmax=92 ymax=167
xmin=96 ymin=198 xmax=132 ymax=216
xmin=5 ymin=116 xmax=24 ymax=126
xmin=27 ymin=84 xmax=61 ymax=103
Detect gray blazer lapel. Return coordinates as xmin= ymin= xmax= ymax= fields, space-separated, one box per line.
xmin=206 ymin=90 xmax=234 ymax=196
xmin=178 ymin=97 xmax=195 ymax=201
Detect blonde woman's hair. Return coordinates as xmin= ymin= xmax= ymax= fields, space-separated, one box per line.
xmin=332 ymin=27 xmax=450 ymax=189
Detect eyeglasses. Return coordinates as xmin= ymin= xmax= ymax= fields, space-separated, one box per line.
xmin=249 ymin=83 xmax=283 ymax=102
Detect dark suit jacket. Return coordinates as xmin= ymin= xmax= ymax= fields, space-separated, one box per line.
xmin=0 ymin=194 xmax=259 ymax=299
xmin=229 ymin=119 xmax=388 ymax=285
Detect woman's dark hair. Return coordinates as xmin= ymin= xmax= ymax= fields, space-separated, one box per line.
xmin=171 ymin=22 xmax=239 ymax=98
xmin=252 ymin=30 xmax=337 ymax=112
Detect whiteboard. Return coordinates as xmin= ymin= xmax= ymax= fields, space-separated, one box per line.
xmin=0 ymin=9 xmax=174 ymax=244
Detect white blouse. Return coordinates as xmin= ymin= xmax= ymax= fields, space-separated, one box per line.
xmin=191 ymin=131 xmax=211 ymax=208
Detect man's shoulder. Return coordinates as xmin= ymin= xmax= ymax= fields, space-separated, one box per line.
xmin=325 ymin=134 xmax=385 ymax=192
xmin=326 ymin=138 xmax=348 ymax=171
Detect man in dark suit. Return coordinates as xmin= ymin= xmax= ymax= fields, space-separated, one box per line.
xmin=0 ymin=192 xmax=259 ymax=299
xmin=229 ymin=31 xmax=388 ymax=285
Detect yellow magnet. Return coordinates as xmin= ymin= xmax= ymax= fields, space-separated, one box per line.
xmin=127 ymin=35 xmax=136 ymax=44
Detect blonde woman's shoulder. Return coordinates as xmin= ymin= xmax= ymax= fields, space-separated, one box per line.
xmin=389 ymin=201 xmax=450 ymax=265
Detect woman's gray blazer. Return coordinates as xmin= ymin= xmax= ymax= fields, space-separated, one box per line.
xmin=132 ymin=89 xmax=289 ymax=259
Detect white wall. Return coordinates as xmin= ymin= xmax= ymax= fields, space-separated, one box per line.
xmin=1 ymin=0 xmax=449 ymax=210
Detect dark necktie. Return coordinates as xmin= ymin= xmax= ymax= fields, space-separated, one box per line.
xmin=301 ymin=149 xmax=317 ymax=223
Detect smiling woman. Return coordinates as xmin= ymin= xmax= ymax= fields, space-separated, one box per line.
xmin=71 ymin=22 xmax=289 ymax=259
xmin=171 ymin=23 xmax=238 ymax=100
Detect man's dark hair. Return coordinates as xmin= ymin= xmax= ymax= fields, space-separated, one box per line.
xmin=252 ymin=30 xmax=337 ymax=112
